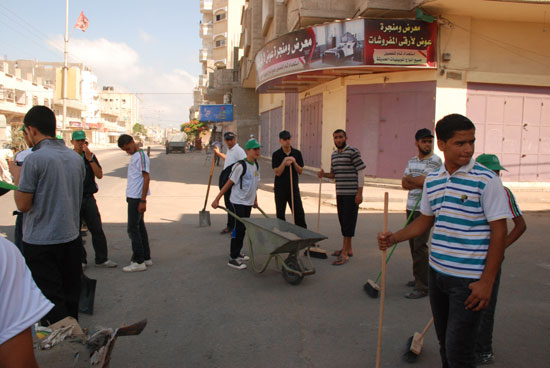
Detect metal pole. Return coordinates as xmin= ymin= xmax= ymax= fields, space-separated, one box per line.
xmin=62 ymin=0 xmax=69 ymax=130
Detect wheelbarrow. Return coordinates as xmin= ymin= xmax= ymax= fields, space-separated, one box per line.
xmin=220 ymin=206 xmax=328 ymax=285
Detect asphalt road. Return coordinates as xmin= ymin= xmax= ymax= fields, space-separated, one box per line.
xmin=1 ymin=146 xmax=549 ymax=367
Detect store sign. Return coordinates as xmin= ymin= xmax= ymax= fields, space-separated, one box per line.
xmin=255 ymin=19 xmax=437 ymax=85
xmin=199 ymin=104 xmax=233 ymax=122
xmin=70 ymin=121 xmax=82 ymax=127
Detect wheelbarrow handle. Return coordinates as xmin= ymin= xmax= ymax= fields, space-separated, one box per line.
xmin=218 ymin=206 xmax=269 ymax=222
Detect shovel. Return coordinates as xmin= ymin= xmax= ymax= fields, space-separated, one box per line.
xmin=305 ymin=175 xmax=328 ymax=259
xmin=199 ymin=154 xmax=216 ymax=227
xmin=376 ymin=192 xmax=389 ymax=368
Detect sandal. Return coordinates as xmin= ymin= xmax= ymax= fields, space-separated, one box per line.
xmin=332 ymin=255 xmax=349 ymax=266
xmin=331 ymin=250 xmax=354 ymax=257
xmin=220 ymin=227 xmax=231 ymax=234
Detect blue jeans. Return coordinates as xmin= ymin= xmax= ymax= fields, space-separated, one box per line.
xmin=475 ymin=268 xmax=501 ymax=355
xmin=429 ymin=268 xmax=483 ymax=368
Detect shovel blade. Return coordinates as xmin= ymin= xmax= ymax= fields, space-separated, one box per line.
xmin=199 ymin=210 xmax=211 ymax=227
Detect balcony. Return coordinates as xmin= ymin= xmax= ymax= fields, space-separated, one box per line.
xmin=200 ymin=23 xmax=212 ymax=38
xmin=199 ymin=49 xmax=212 ymax=62
xmin=198 ymin=74 xmax=208 ymax=88
xmin=200 ymin=0 xmax=213 ymax=13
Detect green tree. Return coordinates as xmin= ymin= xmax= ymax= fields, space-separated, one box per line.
xmin=132 ymin=123 xmax=146 ymax=135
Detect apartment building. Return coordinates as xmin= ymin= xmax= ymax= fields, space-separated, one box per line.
xmin=193 ymin=0 xmax=260 ymax=145
xmin=99 ymin=86 xmax=139 ymax=136
xmin=239 ymin=0 xmax=550 ymax=184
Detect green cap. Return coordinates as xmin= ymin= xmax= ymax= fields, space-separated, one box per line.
xmin=56 ymin=134 xmax=64 ymax=140
xmin=0 ymin=180 xmax=18 ymax=197
xmin=19 ymin=125 xmax=25 ymax=132
xmin=244 ymin=139 xmax=261 ymax=150
xmin=476 ymin=154 xmax=507 ymax=171
xmin=71 ymin=131 xmax=86 ymax=140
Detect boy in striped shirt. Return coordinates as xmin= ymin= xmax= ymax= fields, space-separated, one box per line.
xmin=378 ymin=114 xmax=510 ymax=367
xmin=474 ymin=154 xmax=526 ymax=365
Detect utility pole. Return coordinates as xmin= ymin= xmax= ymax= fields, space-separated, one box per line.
xmin=62 ymin=0 xmax=69 ymax=130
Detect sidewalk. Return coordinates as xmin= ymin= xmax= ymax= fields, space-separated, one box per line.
xmin=256 ymin=157 xmax=550 ymax=212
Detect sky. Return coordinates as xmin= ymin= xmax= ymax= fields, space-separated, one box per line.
xmin=0 ymin=0 xmax=202 ymax=129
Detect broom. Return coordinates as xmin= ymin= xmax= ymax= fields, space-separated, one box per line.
xmin=305 ymin=175 xmax=328 ymax=259
xmin=403 ymin=317 xmax=434 ymax=363
xmin=364 ymin=195 xmax=422 ymax=298
xmin=375 ymin=192 xmax=389 ymax=368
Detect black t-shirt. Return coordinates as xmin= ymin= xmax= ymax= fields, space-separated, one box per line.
xmin=272 ymin=147 xmax=304 ymax=190
xmin=81 ymin=154 xmax=101 ymax=195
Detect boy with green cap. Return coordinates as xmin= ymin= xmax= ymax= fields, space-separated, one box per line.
xmin=71 ymin=130 xmax=116 ymax=268
xmin=212 ymin=139 xmax=261 ymax=270
xmin=474 ymin=153 xmax=526 ymax=365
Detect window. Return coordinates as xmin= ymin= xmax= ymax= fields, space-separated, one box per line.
xmin=44 ymin=98 xmax=49 ymax=107
xmin=215 ymin=12 xmax=226 ymax=21
xmin=0 ymin=85 xmax=4 ymax=101
xmin=215 ymin=38 xmax=226 ymax=47
xmin=32 ymin=95 xmax=38 ymax=106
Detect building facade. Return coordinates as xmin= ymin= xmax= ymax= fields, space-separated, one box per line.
xmin=238 ymin=0 xmax=550 ymax=185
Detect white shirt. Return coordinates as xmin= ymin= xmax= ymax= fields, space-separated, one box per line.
xmin=229 ymin=161 xmax=260 ymax=206
xmin=15 ymin=148 xmax=33 ymax=164
xmin=0 ymin=237 xmax=53 ymax=345
xmin=126 ymin=150 xmax=151 ymax=199
xmin=223 ymin=143 xmax=246 ymax=169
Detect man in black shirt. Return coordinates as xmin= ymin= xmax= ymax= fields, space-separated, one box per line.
xmin=272 ymin=130 xmax=307 ymax=228
xmin=71 ymin=131 xmax=117 ymax=268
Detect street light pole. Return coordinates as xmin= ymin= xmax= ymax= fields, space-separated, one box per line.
xmin=62 ymin=0 xmax=69 ymax=131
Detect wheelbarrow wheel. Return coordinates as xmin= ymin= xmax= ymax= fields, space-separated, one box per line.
xmin=282 ymin=257 xmax=304 ymax=285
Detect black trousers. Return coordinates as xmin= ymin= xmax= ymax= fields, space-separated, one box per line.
xmin=224 ymin=188 xmax=236 ymax=230
xmin=80 ymin=195 xmax=108 ymax=264
xmin=336 ymin=195 xmax=358 ymax=237
xmin=274 ymin=186 xmax=307 ymax=228
xmin=230 ymin=203 xmax=252 ymax=259
xmin=127 ymin=198 xmax=151 ymax=264
xmin=14 ymin=211 xmax=24 ymax=253
xmin=475 ymin=268 xmax=502 ymax=355
xmin=23 ymin=237 xmax=82 ymax=325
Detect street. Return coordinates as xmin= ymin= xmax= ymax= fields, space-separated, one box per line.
xmin=1 ymin=146 xmax=549 ymax=368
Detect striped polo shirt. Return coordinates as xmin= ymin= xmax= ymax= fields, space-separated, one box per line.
xmin=404 ymin=153 xmax=442 ymax=211
xmin=330 ymin=145 xmax=366 ymax=195
xmin=420 ymin=159 xmax=510 ymax=279
xmin=504 ymin=187 xmax=522 ymax=219
xmin=127 ymin=149 xmax=151 ymax=199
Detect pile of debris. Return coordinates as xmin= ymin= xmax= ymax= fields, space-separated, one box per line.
xmin=34 ymin=317 xmax=147 ymax=368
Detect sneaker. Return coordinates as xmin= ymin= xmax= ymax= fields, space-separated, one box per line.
xmin=476 ymin=352 xmax=495 ymax=365
xmin=227 ymin=258 xmax=247 ymax=270
xmin=122 ymin=262 xmax=147 ymax=272
xmin=144 ymin=259 xmax=153 ymax=267
xmin=82 ymin=263 xmax=87 ymax=269
xmin=405 ymin=289 xmax=428 ymax=299
xmin=237 ymin=254 xmax=250 ymax=262
xmin=95 ymin=260 xmax=118 ymax=268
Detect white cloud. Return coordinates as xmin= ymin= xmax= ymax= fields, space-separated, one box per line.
xmin=46 ymin=35 xmax=197 ymax=127
xmin=139 ymin=30 xmax=154 ymax=44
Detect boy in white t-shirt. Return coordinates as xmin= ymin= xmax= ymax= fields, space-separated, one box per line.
xmin=212 ymin=139 xmax=261 ymax=270
xmin=117 ymin=134 xmax=151 ymax=272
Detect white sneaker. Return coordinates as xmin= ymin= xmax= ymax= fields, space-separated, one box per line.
xmin=82 ymin=263 xmax=87 ymax=269
xmin=122 ymin=262 xmax=147 ymax=272
xmin=95 ymin=260 xmax=118 ymax=268
xmin=237 ymin=254 xmax=250 ymax=262
xmin=227 ymin=259 xmax=247 ymax=270
xmin=144 ymin=259 xmax=153 ymax=267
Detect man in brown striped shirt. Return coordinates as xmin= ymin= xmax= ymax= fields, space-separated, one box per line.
xmin=318 ymin=129 xmax=365 ymax=265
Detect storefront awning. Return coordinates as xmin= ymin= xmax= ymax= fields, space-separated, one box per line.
xmin=255 ymin=18 xmax=437 ymax=93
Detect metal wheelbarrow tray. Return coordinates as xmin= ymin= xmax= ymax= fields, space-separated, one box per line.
xmin=222 ymin=207 xmax=327 ymax=285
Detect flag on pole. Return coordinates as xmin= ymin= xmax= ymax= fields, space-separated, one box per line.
xmin=74 ymin=11 xmax=89 ymax=32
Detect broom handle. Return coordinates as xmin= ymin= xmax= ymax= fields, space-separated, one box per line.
xmin=420 ymin=318 xmax=434 ymax=338
xmin=290 ymin=166 xmax=295 ymax=224
xmin=316 ymin=176 xmax=322 ymax=232
xmin=203 ymin=154 xmax=216 ymax=211
xmin=376 ymin=192 xmax=389 ymax=368
xmin=373 ymin=195 xmax=422 ymax=284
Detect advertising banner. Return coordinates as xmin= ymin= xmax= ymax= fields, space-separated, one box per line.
xmin=199 ymin=104 xmax=234 ymax=122
xmin=255 ymin=18 xmax=436 ymax=87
